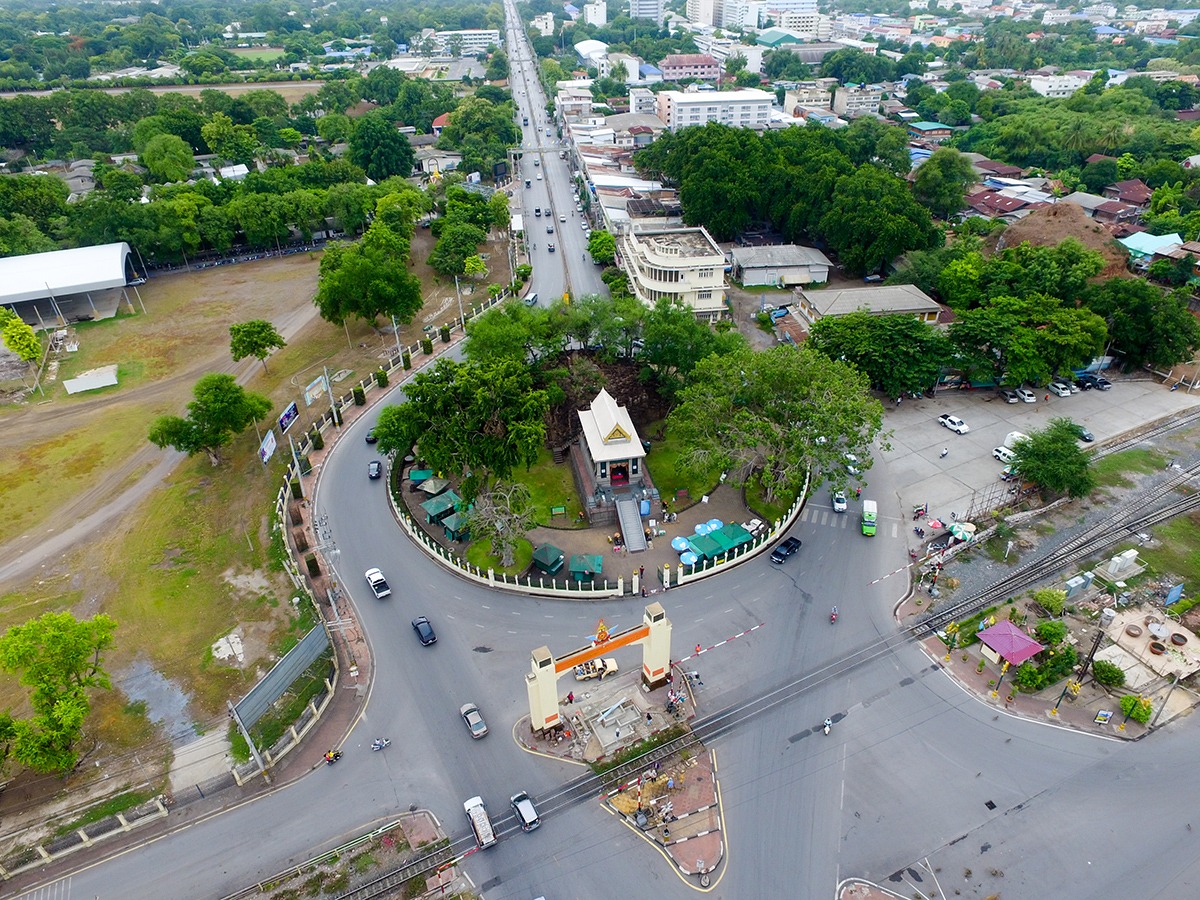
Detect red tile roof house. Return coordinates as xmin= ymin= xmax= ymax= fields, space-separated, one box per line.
xmin=1103 ymin=178 xmax=1153 ymax=208
xmin=658 ymin=54 xmax=721 ymax=81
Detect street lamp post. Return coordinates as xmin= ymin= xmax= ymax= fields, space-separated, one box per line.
xmin=453 ymin=274 xmax=466 ymax=329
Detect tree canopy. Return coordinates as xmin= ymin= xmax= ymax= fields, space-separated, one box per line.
xmin=808 ymin=310 xmax=951 ymax=400
xmin=0 ymin=612 xmax=117 ymax=774
xmin=373 ymin=358 xmax=550 ymax=499
xmin=348 ymin=109 xmax=417 ymax=181
xmin=913 ymin=148 xmax=976 ymax=219
xmin=1011 ymin=418 xmax=1096 ymax=499
xmin=147 ymin=373 xmax=272 ymax=465
xmin=1082 ymin=278 xmax=1200 ymax=371
xmin=229 ymin=320 xmax=287 ymax=372
xmin=668 ymin=345 xmax=885 ymax=502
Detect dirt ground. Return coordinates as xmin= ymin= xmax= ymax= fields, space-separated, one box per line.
xmin=6 ymin=80 xmax=323 ymax=105
xmin=993 ymin=203 xmax=1129 ymax=277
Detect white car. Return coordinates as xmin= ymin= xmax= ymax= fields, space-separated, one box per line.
xmin=844 ymin=454 xmax=861 ymax=476
xmin=365 ymin=568 xmax=391 ymax=599
xmin=937 ymin=414 xmax=970 ymax=434
xmin=1015 ymin=388 xmax=1036 ymax=403
xmin=832 ymin=491 xmax=847 ymax=513
xmin=1048 ymin=381 xmax=1073 ymax=397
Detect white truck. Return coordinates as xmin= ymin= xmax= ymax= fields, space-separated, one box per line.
xmin=464 ymin=796 xmax=496 ymax=848
xmin=574 ymin=658 xmax=618 ymax=681
xmin=365 ymin=568 xmax=391 ymax=598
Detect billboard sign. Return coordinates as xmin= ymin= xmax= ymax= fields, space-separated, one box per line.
xmin=278 ymin=401 xmax=299 ymax=434
xmin=258 ymin=429 xmax=277 ymax=465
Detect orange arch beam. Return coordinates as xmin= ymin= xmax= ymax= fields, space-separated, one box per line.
xmin=554 ymin=623 xmax=651 ymax=674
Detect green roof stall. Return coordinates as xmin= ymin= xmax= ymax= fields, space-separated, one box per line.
xmin=419 ymin=490 xmax=461 ymax=524
xmin=569 ymin=553 xmax=604 ymax=582
xmin=532 ymin=543 xmax=566 ymax=574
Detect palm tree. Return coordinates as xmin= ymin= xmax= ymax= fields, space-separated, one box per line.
xmin=1062 ymin=118 xmax=1094 ymax=163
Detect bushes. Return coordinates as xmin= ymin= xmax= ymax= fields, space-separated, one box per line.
xmin=353 ymin=385 xmax=365 ymax=406
xmin=290 ymin=478 xmax=302 ymax=500
xmin=1120 ymin=694 xmax=1152 ymax=724
xmin=375 ymin=368 xmax=388 ymax=388
xmin=1091 ymin=659 xmax=1126 ymax=689
xmin=402 ymin=350 xmax=411 ymax=370
xmin=309 ymin=427 xmax=324 ymax=451
xmin=1034 ymin=620 xmax=1068 ymax=646
xmin=439 ymin=325 xmax=451 ymax=343
xmin=421 ymin=337 xmax=433 ymax=355
xmin=1014 ymin=646 xmax=1078 ymax=692
xmin=1032 ymin=588 xmax=1066 ymax=615
xmin=305 ymin=553 xmax=320 ymax=577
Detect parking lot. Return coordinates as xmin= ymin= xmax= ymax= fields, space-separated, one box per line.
xmin=876 ymin=378 xmax=1200 ymax=530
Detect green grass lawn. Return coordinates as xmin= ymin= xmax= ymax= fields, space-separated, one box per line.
xmin=521 ymin=447 xmax=584 ymax=526
xmin=644 ymin=420 xmax=722 ymax=504
xmin=228 ymin=47 xmax=285 ymax=62
xmin=465 ymin=537 xmax=533 ymax=575
xmin=745 ymin=477 xmax=798 ymax=525
xmin=1091 ymin=447 xmax=1169 ymax=489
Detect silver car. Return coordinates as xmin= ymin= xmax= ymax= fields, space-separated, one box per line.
xmin=460 ymin=703 xmax=488 ymax=739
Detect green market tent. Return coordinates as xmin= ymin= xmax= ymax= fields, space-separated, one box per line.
xmin=708 ymin=528 xmax=738 ymax=554
xmin=532 ymin=543 xmax=566 ymax=574
xmin=718 ymin=522 xmax=754 ymax=549
xmin=408 ymin=468 xmax=434 ymax=484
xmin=569 ymin=553 xmax=604 ymax=581
xmin=420 ymin=489 xmax=461 ymax=523
xmin=687 ymin=534 xmax=723 ymax=560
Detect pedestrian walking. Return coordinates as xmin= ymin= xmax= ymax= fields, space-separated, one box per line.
xmin=695 ymin=643 xmax=702 ymax=655
xmin=639 ymin=565 xmax=644 ymax=579
xmin=646 ymin=711 xmax=653 ymax=725
xmin=567 ymin=691 xmax=574 ymax=704
xmin=1044 ymin=393 xmax=1049 ymax=402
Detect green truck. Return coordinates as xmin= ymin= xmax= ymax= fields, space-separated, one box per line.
xmin=861 ymin=499 xmax=877 ymax=536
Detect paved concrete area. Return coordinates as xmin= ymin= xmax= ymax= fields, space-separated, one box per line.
xmin=878 ymin=375 xmax=1200 ymax=540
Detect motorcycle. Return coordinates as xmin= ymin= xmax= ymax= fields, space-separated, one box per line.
xmin=372 ymin=738 xmax=391 ymax=751
xmin=830 ymin=607 xmax=838 ymax=624
xmin=324 ymin=750 xmax=342 ymax=765
xmin=823 ymin=718 xmax=832 ymax=735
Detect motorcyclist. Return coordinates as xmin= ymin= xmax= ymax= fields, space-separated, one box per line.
xmin=831 ymin=606 xmax=838 ymax=621
xmin=824 ymin=718 xmax=832 ymax=733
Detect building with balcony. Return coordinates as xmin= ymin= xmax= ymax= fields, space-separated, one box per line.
xmin=584 ymin=2 xmax=608 ymax=25
xmin=433 ymin=29 xmax=501 ymax=55
xmin=619 ymin=227 xmax=728 ymax=320
xmin=629 ymin=0 xmax=666 ymax=24
xmin=655 ymin=88 xmax=773 ymax=131
xmin=832 ymin=82 xmax=883 ymax=117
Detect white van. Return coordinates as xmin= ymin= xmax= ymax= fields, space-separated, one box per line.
xmin=992 ymin=446 xmax=1016 ymax=464
xmin=1003 ymin=431 xmax=1029 ymax=450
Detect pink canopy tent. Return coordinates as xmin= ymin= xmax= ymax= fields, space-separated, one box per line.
xmin=978 ymin=620 xmax=1044 ymax=665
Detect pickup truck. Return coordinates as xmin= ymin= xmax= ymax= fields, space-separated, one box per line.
xmin=365 ymin=568 xmax=391 ymax=599
xmin=574 ymin=658 xmax=618 ymax=681
xmin=464 ymin=796 xmax=496 ymax=848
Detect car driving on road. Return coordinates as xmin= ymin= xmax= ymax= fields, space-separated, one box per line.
xmin=832 ymin=491 xmax=847 ymax=513
xmin=460 ymin=702 xmax=488 ymax=739
xmin=937 ymin=414 xmax=970 ymax=434
xmin=412 ymin=616 xmax=437 ymax=645
xmin=367 ymin=460 xmax=383 ymax=480
xmin=770 ymin=536 xmax=802 ymax=563
xmin=365 ymin=568 xmax=391 ymax=598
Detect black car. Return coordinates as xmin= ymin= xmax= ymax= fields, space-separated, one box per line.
xmin=367 ymin=460 xmax=383 ymax=479
xmin=1067 ymin=422 xmax=1095 ymax=442
xmin=1075 ymin=373 xmax=1112 ymax=391
xmin=365 ymin=428 xmax=378 ymax=443
xmin=412 ymin=616 xmax=437 ymax=646
xmin=770 ymin=536 xmax=802 ymax=564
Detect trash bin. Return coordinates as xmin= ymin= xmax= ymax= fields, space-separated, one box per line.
xmin=1100 ymin=607 xmax=1116 ymax=628
xmin=640 ymin=499 xmax=651 ymax=516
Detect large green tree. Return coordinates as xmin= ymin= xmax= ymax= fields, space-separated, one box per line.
xmin=808 ymin=310 xmax=952 ymax=399
xmin=950 ymin=293 xmax=1108 ymax=386
xmin=668 ymin=345 xmax=885 ymax=502
xmin=147 ymin=373 xmax=272 ymax=465
xmin=1083 ymin=278 xmax=1200 ymax=370
xmin=141 ymin=132 xmax=195 ymax=183
xmin=348 ymin=110 xmax=416 ymax=181
xmin=820 ymin=166 xmax=941 ymax=275
xmin=588 ymin=230 xmax=616 ymax=265
xmin=1012 ymin=418 xmax=1096 ymax=499
xmin=314 ymin=208 xmax=423 ymax=326
xmin=0 ymin=612 xmax=117 ymax=774
xmin=638 ymin=298 xmax=746 ymax=402
xmin=373 ymin=358 xmax=550 ymax=499
xmin=229 ymin=320 xmax=287 ymax=372
xmin=913 ymin=147 xmax=976 ymax=219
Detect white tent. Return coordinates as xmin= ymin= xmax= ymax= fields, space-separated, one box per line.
xmin=0 ymin=243 xmax=134 ymax=304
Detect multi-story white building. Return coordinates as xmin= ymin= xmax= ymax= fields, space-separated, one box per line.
xmin=763 ymin=0 xmax=818 ymax=13
xmin=629 ymin=0 xmax=667 ymax=25
xmin=687 ymin=0 xmax=720 ymax=27
xmin=784 ymin=78 xmax=839 ymax=110
xmin=1028 ymin=72 xmax=1088 ymax=98
xmin=433 ymin=29 xmax=501 ymax=55
xmin=655 ymin=88 xmax=774 ymax=131
xmin=776 ymin=11 xmax=830 ymax=38
xmin=620 ymin=227 xmax=728 ymax=319
xmin=831 ymin=83 xmax=883 ymax=117
xmin=722 ymin=0 xmax=767 ymax=29
xmin=602 ymin=52 xmax=643 ymax=84
xmin=584 ymin=2 xmax=608 ymax=26
xmin=629 ymin=87 xmax=659 ymax=116
xmin=531 ymin=13 xmax=555 ymax=36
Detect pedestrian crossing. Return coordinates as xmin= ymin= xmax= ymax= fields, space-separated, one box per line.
xmin=798 ymin=506 xmax=900 ymax=538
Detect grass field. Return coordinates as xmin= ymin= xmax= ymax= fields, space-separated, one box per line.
xmin=227 ymin=47 xmax=286 ymax=63
xmin=643 ymin=419 xmax=722 ymax=502
xmin=1137 ymin=512 xmax=1200 ymax=590
xmin=521 ymin=447 xmax=584 ymax=526
xmin=1091 ymin=446 xmax=1169 ymax=489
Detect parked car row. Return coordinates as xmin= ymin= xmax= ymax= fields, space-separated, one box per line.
xmin=999 ymin=374 xmax=1111 ymax=404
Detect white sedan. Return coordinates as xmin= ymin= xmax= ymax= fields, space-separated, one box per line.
xmin=1015 ymin=388 xmax=1037 ymax=403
